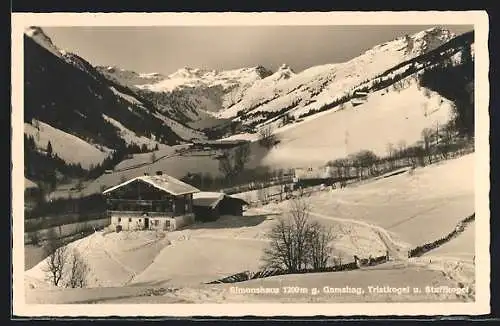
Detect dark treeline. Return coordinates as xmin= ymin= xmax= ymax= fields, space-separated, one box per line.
xmin=327 ymin=128 xmax=474 ymax=183
xmin=26 ymin=193 xmax=107 ymax=220
xmin=408 ymin=213 xmax=474 ymax=258
xmin=419 ymin=47 xmax=474 ymax=138
xmin=24 ymin=31 xmax=185 ymax=187
xmin=24 ymin=133 xmax=161 ymax=189
xmin=180 ymin=166 xmax=293 ymax=192
xmin=25 ymin=34 xmax=183 ymax=149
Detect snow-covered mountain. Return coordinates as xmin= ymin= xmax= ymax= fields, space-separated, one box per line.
xmin=98 ymin=64 xmax=274 ymax=124
xmin=217 ymin=27 xmax=458 ymax=122
xmin=24 ymin=26 xmax=206 ymax=183
xmin=23 ymin=25 xmax=474 ymax=187
xmin=100 ymin=27 xmax=462 ymax=131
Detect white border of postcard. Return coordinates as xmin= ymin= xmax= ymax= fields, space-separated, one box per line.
xmin=11 ymin=11 xmax=490 ymax=317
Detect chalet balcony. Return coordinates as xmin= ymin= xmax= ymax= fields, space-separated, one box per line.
xmin=105 ymin=199 xmax=191 ymax=216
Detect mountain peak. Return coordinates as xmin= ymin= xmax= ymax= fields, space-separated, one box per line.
xmin=25 ymin=26 xmax=67 ymax=59
xmin=404 ymin=26 xmax=455 ymax=56
xmin=267 ymin=63 xmax=295 ymax=81
xmin=253 ymin=65 xmax=273 ymax=79
xmin=278 ymin=63 xmax=292 ymax=71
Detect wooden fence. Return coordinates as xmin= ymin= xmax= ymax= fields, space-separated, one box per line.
xmin=206 ymin=254 xmax=389 ymax=284
xmin=207 ymin=212 xmax=476 ymax=285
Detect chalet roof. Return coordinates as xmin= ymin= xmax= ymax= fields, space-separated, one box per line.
xmin=25 ymin=177 xmax=38 ymax=190
xmin=193 ymin=192 xmax=248 ymax=208
xmin=102 ymin=174 xmax=200 ymax=196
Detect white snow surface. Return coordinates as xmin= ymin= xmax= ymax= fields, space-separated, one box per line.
xmin=24 ymin=120 xmax=113 ymax=168
xmin=136 ymin=66 xmax=266 ymax=92
xmin=259 ymin=80 xmax=455 ymax=168
xmin=102 ymin=114 xmax=167 ymax=149
xmin=25 ymin=154 xmax=474 ymax=294
xmin=152 ymin=112 xmax=206 ymax=141
xmin=109 ymin=86 xmax=145 ymax=107
xmin=25 ymin=26 xmax=65 ymax=59
xmin=216 ymin=27 xmax=455 ymax=120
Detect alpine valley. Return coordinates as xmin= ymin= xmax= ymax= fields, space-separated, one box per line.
xmin=23 ymin=26 xmax=474 ymax=198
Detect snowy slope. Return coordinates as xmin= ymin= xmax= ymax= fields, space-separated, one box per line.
xmin=25 ymin=154 xmax=474 ymax=297
xmin=101 ymin=115 xmax=167 ymax=150
xmin=24 ymin=120 xmax=113 ymax=168
xmin=102 ymin=65 xmax=273 ymax=123
xmin=25 ymin=26 xmax=203 ymax=151
xmin=136 ymin=66 xmax=271 ymax=93
xmin=222 ymin=77 xmax=455 ymax=169
xmin=24 ymin=26 xmax=66 ymax=59
xmin=219 ymin=27 xmax=457 ymax=122
xmin=152 ymin=112 xmax=207 ymax=141
xmin=117 ymin=27 xmax=459 ymax=128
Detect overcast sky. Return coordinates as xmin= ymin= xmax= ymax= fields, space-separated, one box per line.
xmin=42 ymin=25 xmax=473 ymax=75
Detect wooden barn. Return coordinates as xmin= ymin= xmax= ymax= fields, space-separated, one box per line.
xmin=102 ymin=172 xmax=200 ymax=232
xmin=350 ymin=90 xmax=369 ymax=107
xmin=24 ymin=177 xmax=41 ymax=212
xmin=192 ymin=192 xmax=249 ymax=222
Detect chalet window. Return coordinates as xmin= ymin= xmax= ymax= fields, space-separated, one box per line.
xmin=154 ymin=220 xmax=159 ymax=226
xmin=118 ymin=218 xmax=121 ymax=222
xmin=129 ymin=218 xmax=132 ymax=222
xmin=139 ymin=219 xmax=142 ymax=222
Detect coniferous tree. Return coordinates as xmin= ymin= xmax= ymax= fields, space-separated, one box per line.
xmin=47 ymin=141 xmax=53 ymax=157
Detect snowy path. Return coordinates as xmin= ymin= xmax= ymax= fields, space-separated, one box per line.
xmin=191 ymin=234 xmax=271 ymax=243
xmin=308 ymin=209 xmax=475 ymax=299
xmin=307 ymin=211 xmax=411 ymax=254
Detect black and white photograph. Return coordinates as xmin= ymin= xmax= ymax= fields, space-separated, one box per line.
xmin=12 ymin=12 xmax=490 ymax=317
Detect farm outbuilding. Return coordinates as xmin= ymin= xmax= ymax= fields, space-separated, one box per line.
xmin=192 ymin=192 xmax=249 ymax=222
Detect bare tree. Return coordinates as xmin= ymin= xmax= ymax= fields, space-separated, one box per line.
xmin=306 ymin=221 xmax=335 ymax=270
xmin=218 ymin=142 xmax=251 ymax=183
xmin=436 ymin=122 xmax=455 ymax=160
xmin=258 ymin=125 xmax=278 ymax=149
xmin=43 ymin=228 xmax=68 ymax=287
xmin=65 ymin=250 xmax=89 ymax=288
xmin=334 ymin=158 xmax=350 ymax=179
xmin=262 ymin=198 xmax=335 ymax=272
xmin=351 ymin=150 xmax=378 ymax=177
xmin=421 ymin=127 xmax=434 ymax=164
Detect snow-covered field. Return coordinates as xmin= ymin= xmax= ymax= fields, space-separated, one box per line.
xmin=24 ymin=153 xmax=475 ymax=303
xmin=25 ymin=262 xmax=470 ymax=304
xmin=302 ymin=153 xmax=474 ymax=246
xmin=24 ymin=120 xmax=113 ymax=168
xmin=25 ymin=230 xmax=171 ymax=289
